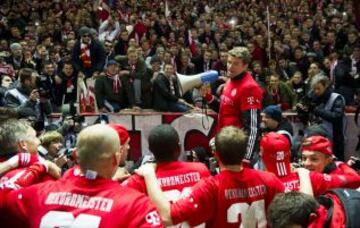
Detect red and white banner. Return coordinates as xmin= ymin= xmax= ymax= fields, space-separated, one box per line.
xmin=50 ymin=112 xmax=359 ymax=162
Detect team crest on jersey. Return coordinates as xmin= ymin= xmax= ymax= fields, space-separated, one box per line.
xmin=247 ymin=96 xmax=255 ymax=105
xmin=231 ymin=89 xmax=237 ymax=97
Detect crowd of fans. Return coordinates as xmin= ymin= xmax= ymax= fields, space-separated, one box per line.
xmin=0 ymin=0 xmax=360 ymax=227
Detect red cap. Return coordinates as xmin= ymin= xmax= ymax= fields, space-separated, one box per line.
xmin=260 ymin=132 xmax=291 ymax=177
xmin=108 ymin=124 xmax=129 ymax=145
xmin=301 ymin=136 xmax=332 ymax=156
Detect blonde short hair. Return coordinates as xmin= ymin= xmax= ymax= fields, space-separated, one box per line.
xmin=228 ymin=47 xmax=251 ymax=64
xmin=40 ymin=131 xmax=64 ymax=149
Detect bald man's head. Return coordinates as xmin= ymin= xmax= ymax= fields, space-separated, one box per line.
xmin=76 ymin=124 xmax=120 ymax=173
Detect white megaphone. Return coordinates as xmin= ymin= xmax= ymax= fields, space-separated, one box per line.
xmin=177 ymin=70 xmax=219 ymax=95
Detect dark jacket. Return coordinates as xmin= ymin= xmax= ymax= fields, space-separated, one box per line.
xmin=72 ymin=40 xmax=106 ymax=77
xmin=5 ymin=85 xmax=52 ymax=120
xmin=312 ymin=87 xmax=346 ymax=160
xmin=152 ymin=73 xmax=180 ymax=112
xmin=94 ymin=75 xmax=134 ymax=110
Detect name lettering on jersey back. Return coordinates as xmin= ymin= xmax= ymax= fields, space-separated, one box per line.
xmin=224 ymin=185 xmax=267 ymax=199
xmin=45 ymin=192 xmax=113 ymax=212
xmin=157 ymin=172 xmax=201 ymax=188
xmin=283 ymin=180 xmax=300 ymax=191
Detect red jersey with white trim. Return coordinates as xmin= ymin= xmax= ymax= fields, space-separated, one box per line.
xmin=218 ymin=72 xmax=262 ymax=130
xmin=123 ymin=161 xmax=210 ymax=201
xmin=0 ymin=167 xmax=163 ymax=228
xmin=170 ymin=168 xmax=284 ymax=227
xmin=281 ymin=172 xmax=360 ymax=196
xmin=330 ymin=161 xmax=359 ymax=176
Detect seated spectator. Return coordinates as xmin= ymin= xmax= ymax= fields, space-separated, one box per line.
xmin=5 ymin=68 xmax=52 ymax=122
xmin=152 ymin=63 xmax=190 ymax=112
xmin=263 ymin=74 xmax=296 ymax=111
xmin=95 ymin=60 xmax=134 ymax=112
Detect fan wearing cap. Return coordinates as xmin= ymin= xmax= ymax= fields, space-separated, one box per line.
xmin=95 ymin=60 xmax=135 ymax=112
xmin=261 ymin=105 xmax=293 ymax=144
xmin=261 ymin=132 xmax=360 ymax=195
xmin=301 ymin=136 xmax=358 ymax=176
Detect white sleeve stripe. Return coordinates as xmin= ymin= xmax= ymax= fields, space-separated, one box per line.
xmin=246 ymin=109 xmax=258 ymax=159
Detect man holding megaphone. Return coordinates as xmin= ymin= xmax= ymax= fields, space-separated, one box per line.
xmin=201 ymin=47 xmax=263 ymax=165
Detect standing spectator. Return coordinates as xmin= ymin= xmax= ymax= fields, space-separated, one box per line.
xmin=117 ymin=48 xmax=152 ymax=108
xmin=6 ymin=43 xmax=25 ymax=71
xmin=286 ymin=71 xmax=306 ymax=104
xmin=114 ymin=30 xmax=129 ymax=56
xmin=136 ymin=126 xmax=284 ymax=227
xmin=334 ymin=45 xmax=360 ymax=105
xmin=263 ymin=74 xmax=296 ymax=111
xmin=309 ymin=75 xmax=346 ymax=161
xmin=98 ymin=15 xmax=120 ymax=42
xmin=53 ymin=62 xmax=78 ymax=109
xmin=103 ymin=40 xmax=116 ymax=68
xmin=72 ymin=26 xmax=106 ymax=78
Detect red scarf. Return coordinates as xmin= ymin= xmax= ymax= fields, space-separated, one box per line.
xmin=80 ymin=42 xmax=92 ymax=69
xmin=107 ymin=72 xmax=121 ymax=94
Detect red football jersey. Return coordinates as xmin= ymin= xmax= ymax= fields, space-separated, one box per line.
xmin=330 ymin=162 xmax=359 ymax=176
xmin=218 ymin=72 xmax=262 ymax=130
xmin=281 ymin=172 xmax=360 ymax=196
xmin=123 ymin=161 xmax=210 ymax=198
xmin=170 ymin=168 xmax=284 ymax=227
xmin=0 ymin=167 xmax=163 ymax=228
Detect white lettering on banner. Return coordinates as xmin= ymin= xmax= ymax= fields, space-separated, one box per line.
xmin=170 ymin=113 xmax=215 ymax=161
xmin=134 ymin=115 xmax=162 ymax=156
